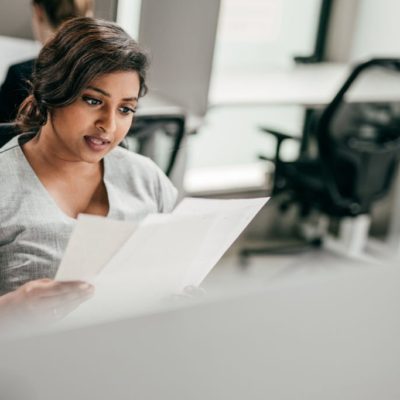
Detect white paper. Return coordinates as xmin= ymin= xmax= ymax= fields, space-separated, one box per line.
xmin=55 ymin=214 xmax=137 ymax=281
xmin=56 ymin=197 xmax=269 ymax=291
xmin=173 ymin=197 xmax=269 ymax=286
xmin=102 ymin=213 xmax=216 ymax=293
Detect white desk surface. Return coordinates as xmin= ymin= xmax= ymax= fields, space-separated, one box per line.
xmin=1 ymin=252 xmax=399 ymax=400
xmin=209 ymin=62 xmax=400 ymax=107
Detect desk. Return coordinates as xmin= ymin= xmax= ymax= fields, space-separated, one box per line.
xmin=1 ymin=254 xmax=399 ymax=399
xmin=209 ymin=62 xmax=400 ymax=107
xmin=209 ymin=62 xmax=400 ymax=155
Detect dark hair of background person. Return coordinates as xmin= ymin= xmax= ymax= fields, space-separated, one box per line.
xmin=33 ymin=0 xmax=94 ymax=28
xmin=16 ymin=17 xmax=149 ymax=133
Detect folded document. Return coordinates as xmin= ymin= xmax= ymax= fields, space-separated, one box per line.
xmin=55 ymin=197 xmax=269 ymax=290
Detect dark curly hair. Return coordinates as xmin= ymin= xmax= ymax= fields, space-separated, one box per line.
xmin=17 ymin=17 xmax=149 ymax=132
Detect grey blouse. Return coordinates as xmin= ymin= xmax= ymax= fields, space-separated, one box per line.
xmin=0 ymin=134 xmax=177 ymax=295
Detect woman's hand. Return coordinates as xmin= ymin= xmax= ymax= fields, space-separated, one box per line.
xmin=0 ymin=278 xmax=95 ymax=323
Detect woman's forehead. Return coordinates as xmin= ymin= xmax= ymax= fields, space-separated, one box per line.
xmin=88 ymin=71 xmax=140 ymax=86
xmin=86 ymin=71 xmax=140 ymax=97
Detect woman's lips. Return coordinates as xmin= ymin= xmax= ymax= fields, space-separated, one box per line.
xmin=84 ymin=135 xmax=111 ymax=152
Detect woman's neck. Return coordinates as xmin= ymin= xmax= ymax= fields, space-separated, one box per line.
xmin=22 ymin=131 xmax=102 ymax=180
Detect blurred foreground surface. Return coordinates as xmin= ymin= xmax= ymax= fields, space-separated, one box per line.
xmin=1 ymin=250 xmax=400 ymax=400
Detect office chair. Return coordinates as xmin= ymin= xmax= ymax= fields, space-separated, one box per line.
xmin=0 ymin=113 xmax=185 ymax=177
xmin=241 ymin=58 xmax=400 ymax=260
xmin=125 ymin=113 xmax=185 ymax=177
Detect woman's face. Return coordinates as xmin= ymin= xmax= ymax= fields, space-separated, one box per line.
xmin=45 ymin=71 xmax=140 ymax=163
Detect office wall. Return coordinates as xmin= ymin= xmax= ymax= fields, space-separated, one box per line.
xmin=138 ymin=0 xmax=221 ymax=117
xmin=0 ymin=0 xmax=117 ymax=39
xmin=116 ymin=0 xmax=141 ymax=39
xmin=326 ymin=0 xmax=400 ymax=63
xmin=350 ymin=0 xmax=400 ymax=61
xmin=324 ymin=0 xmax=360 ymax=62
xmin=0 ymin=0 xmax=32 ymax=38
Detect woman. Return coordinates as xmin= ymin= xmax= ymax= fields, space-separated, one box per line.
xmin=0 ymin=17 xmax=177 ymax=321
xmin=0 ymin=0 xmax=94 ymax=122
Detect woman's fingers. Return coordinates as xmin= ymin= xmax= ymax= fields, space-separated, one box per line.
xmin=22 ymin=280 xmax=93 ymax=299
xmin=34 ymin=286 xmax=95 ymax=310
xmin=9 ymin=279 xmax=95 ymax=321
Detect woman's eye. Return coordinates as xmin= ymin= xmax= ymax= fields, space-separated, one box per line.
xmin=119 ymin=106 xmax=136 ymax=115
xmin=83 ymin=96 xmax=101 ymax=106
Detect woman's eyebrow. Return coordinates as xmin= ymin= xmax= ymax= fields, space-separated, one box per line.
xmin=86 ymin=86 xmax=138 ymax=102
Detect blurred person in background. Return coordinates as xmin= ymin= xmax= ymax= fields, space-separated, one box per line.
xmin=0 ymin=0 xmax=94 ymax=122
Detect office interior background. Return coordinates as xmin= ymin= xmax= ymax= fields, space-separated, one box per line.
xmin=1 ymin=1 xmax=400 ymax=399
xmin=1 ymin=1 xmax=400 ymax=211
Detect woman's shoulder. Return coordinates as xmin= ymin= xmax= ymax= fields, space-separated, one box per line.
xmin=0 ymin=135 xmax=32 ymax=211
xmin=0 ymin=134 xmax=23 ymax=159
xmin=0 ymin=134 xmax=37 ymax=189
xmin=0 ymin=133 xmax=35 ymax=154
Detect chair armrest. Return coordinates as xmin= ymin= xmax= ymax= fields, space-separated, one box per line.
xmin=259 ymin=126 xmax=301 ymax=143
xmin=259 ymin=126 xmax=301 ymax=163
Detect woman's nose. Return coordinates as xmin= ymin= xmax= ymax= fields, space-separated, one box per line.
xmin=95 ymin=109 xmax=117 ymax=133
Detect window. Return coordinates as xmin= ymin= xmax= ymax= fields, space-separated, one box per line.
xmin=186 ymin=0 xmax=327 ymax=193
xmin=211 ymin=0 xmax=322 ymax=80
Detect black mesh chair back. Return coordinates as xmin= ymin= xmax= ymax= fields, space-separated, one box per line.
xmin=315 ymin=59 xmax=400 ymax=215
xmin=241 ymin=59 xmax=400 ymax=260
